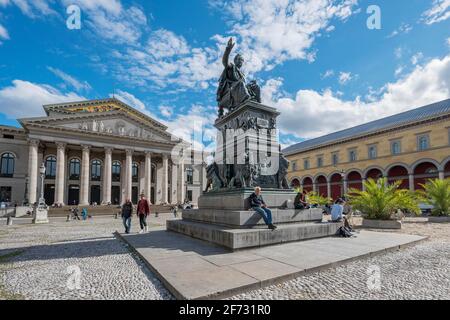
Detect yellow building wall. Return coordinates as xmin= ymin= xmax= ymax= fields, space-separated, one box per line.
xmin=287 ymin=118 xmax=450 ymax=182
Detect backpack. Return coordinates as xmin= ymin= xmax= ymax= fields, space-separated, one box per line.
xmin=337 ymin=226 xmax=353 ymax=238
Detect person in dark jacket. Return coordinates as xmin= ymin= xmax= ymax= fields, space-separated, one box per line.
xmin=121 ymin=198 xmax=133 ymax=234
xmin=137 ymin=194 xmax=150 ymax=233
xmin=294 ymin=190 xmax=310 ymax=209
xmin=249 ymin=187 xmax=277 ymax=230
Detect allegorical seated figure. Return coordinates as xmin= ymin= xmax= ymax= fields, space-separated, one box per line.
xmin=217 ymin=38 xmax=261 ymax=117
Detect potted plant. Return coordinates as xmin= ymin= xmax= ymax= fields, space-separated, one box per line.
xmin=347 ymin=178 xmax=420 ymax=229
xmin=418 ymin=178 xmax=450 ymax=223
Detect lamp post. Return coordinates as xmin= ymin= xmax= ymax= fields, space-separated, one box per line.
xmin=33 ymin=163 xmax=49 ymax=224
xmin=38 ymin=163 xmax=46 ymax=208
xmin=339 ymin=169 xmax=346 ymax=198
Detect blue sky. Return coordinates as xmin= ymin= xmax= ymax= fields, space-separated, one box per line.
xmin=0 ymin=0 xmax=449 ymax=150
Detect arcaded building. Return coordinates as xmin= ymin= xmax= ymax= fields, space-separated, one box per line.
xmin=0 ymin=98 xmax=207 ymax=206
xmin=283 ymin=99 xmax=450 ymax=200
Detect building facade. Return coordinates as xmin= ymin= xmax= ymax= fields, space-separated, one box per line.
xmin=283 ymin=99 xmax=450 ymax=200
xmin=0 ymin=98 xmax=207 ymax=206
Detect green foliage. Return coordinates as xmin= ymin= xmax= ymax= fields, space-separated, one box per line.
xmin=347 ymin=178 xmax=420 ymax=220
xmin=306 ymin=191 xmax=331 ymax=206
xmin=418 ymin=178 xmax=450 ymax=217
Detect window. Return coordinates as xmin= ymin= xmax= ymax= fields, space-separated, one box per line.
xmin=91 ymin=160 xmax=102 ymax=181
xmin=317 ymin=157 xmax=323 ymax=168
xmin=332 ymin=153 xmax=339 ymax=166
xmin=304 ymin=159 xmax=310 ymax=170
xmin=418 ymin=135 xmax=429 ymax=151
xmin=349 ymin=150 xmax=357 ymax=162
xmin=0 ymin=186 xmax=12 ymax=202
xmin=368 ymin=145 xmax=377 ymax=159
xmin=186 ymin=167 xmax=194 ymax=185
xmin=391 ymin=141 xmax=401 ymax=155
xmin=0 ymin=152 xmax=15 ymax=177
xmin=3 ymin=134 xmax=14 ymax=139
xmin=187 ymin=190 xmax=193 ymax=202
xmin=45 ymin=156 xmax=57 ymax=179
xmin=291 ymin=161 xmax=297 ymax=171
xmin=69 ymin=158 xmax=81 ymax=180
xmin=132 ymin=163 xmax=139 ymax=182
xmin=112 ymin=161 xmax=121 ymax=182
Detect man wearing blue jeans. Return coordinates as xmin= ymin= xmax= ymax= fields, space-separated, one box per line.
xmin=121 ymin=198 xmax=133 ymax=234
xmin=249 ymin=187 xmax=277 ymax=230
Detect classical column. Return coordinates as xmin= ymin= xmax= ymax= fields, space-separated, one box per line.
xmin=125 ymin=149 xmax=133 ymax=202
xmin=27 ymin=139 xmax=39 ymax=205
xmin=312 ymin=182 xmax=317 ymax=193
xmin=139 ymin=161 xmax=145 ymax=195
xmin=343 ymin=179 xmax=348 ymax=195
xmin=362 ymin=178 xmax=367 ymax=191
xmin=162 ymin=154 xmax=169 ymax=204
xmin=54 ymin=142 xmax=66 ymax=205
xmin=439 ymin=171 xmax=445 ymax=180
xmin=326 ymin=181 xmax=331 ymax=199
xmin=79 ymin=145 xmax=90 ymax=205
xmin=102 ymin=148 xmax=112 ymax=204
xmin=408 ymin=173 xmax=415 ymax=192
xmin=178 ymin=158 xmax=185 ymax=203
xmin=171 ymin=161 xmax=178 ymax=204
xmin=144 ymin=152 xmax=152 ymax=202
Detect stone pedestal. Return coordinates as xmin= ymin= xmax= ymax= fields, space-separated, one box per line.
xmin=33 ymin=207 xmax=49 ymax=224
xmin=167 ymin=101 xmax=339 ymax=250
xmin=15 ymin=206 xmax=33 ymax=218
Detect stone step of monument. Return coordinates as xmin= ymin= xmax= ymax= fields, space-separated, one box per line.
xmin=166 ymin=219 xmax=341 ymax=250
xmin=182 ymin=208 xmax=323 ymax=228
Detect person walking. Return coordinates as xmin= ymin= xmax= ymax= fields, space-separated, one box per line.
xmin=137 ymin=194 xmax=150 ymax=233
xmin=121 ymin=198 xmax=133 ymax=234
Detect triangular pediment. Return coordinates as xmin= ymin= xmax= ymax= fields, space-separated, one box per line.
xmin=20 ymin=110 xmax=181 ymax=145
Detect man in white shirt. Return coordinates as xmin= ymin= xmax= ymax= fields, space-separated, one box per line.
xmin=331 ymin=198 xmax=351 ymax=228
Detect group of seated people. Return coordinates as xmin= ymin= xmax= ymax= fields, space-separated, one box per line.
xmin=248 ymin=187 xmax=352 ymax=230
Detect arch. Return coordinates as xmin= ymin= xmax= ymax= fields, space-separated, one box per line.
xmin=302 ymin=176 xmax=313 ymax=192
xmin=315 ymin=175 xmax=328 ymax=197
xmin=329 ymin=172 xmax=344 ymax=200
xmin=45 ymin=155 xmax=57 ymax=179
xmin=363 ymin=166 xmax=385 ymax=179
xmin=0 ymin=152 xmax=15 ymax=177
xmin=290 ymin=177 xmax=301 ymax=188
xmin=344 ymin=168 xmax=363 ymax=180
xmin=385 ymin=162 xmax=411 ymax=175
xmin=443 ymin=157 xmax=450 ymax=177
xmin=387 ymin=164 xmax=410 ymax=189
xmin=411 ymin=158 xmax=442 ymax=172
xmin=346 ymin=170 xmax=363 ymax=191
xmin=413 ymin=161 xmax=439 ymax=190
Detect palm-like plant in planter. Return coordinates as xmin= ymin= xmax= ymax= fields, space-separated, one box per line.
xmin=347 ymin=178 xmax=420 ymax=221
xmin=418 ymin=178 xmax=450 ymax=217
xmin=306 ymin=191 xmax=331 ymax=207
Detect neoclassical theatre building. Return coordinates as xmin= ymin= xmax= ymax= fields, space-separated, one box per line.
xmin=284 ymin=98 xmax=450 ymax=199
xmin=0 ymin=98 xmax=207 ymax=206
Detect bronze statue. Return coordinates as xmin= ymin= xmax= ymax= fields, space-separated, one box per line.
xmin=217 ymin=38 xmax=261 ymax=117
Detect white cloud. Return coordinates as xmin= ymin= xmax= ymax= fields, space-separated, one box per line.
xmin=112 ymin=90 xmax=147 ymax=113
xmin=422 ymin=0 xmax=450 ymax=24
xmin=0 ymin=23 xmax=9 ymax=40
xmin=0 ymin=80 xmax=84 ymax=119
xmin=338 ymin=71 xmax=354 ymax=84
xmin=321 ymin=69 xmax=334 ymax=79
xmin=394 ymin=47 xmax=403 ymax=59
xmin=447 ymin=37 xmax=450 ymax=47
xmin=0 ymin=0 xmax=57 ymax=18
xmin=159 ymin=106 xmax=173 ymax=118
xmin=411 ymin=52 xmax=424 ymax=65
xmin=387 ymin=23 xmax=412 ymax=38
xmin=394 ymin=66 xmax=404 ymax=77
xmin=47 ymin=67 xmax=91 ymax=91
xmin=264 ymin=54 xmax=450 ymax=139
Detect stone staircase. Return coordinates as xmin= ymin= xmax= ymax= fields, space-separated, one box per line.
xmin=48 ymin=204 xmax=173 ymax=217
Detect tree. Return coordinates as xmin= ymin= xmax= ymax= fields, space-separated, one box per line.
xmin=419 ymin=178 xmax=450 ymax=217
xmin=347 ymin=178 xmax=420 ymax=220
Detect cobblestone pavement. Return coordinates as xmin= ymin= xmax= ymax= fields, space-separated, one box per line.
xmin=0 ymin=216 xmax=174 ymax=300
xmin=229 ymin=219 xmax=450 ymax=300
xmin=1 ymin=216 xmax=449 ymax=300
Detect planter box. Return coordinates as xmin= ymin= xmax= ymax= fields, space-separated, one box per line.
xmin=428 ymin=216 xmax=450 ymax=223
xmin=362 ymin=218 xmax=402 ymax=229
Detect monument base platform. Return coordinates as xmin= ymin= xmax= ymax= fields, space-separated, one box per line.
xmin=167 ymin=219 xmax=340 ymax=250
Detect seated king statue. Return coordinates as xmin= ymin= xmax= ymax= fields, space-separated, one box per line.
xmin=216 ymin=38 xmax=261 ymax=117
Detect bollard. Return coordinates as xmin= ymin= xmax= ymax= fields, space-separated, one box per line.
xmin=66 ymin=214 xmax=71 ymax=222
xmin=7 ymin=216 xmax=13 ymax=226
xmin=114 ymin=213 xmax=118 ymax=219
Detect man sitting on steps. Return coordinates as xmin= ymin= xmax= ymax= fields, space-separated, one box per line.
xmin=249 ymin=187 xmax=277 ymax=230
